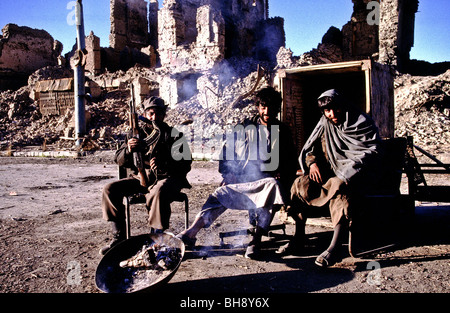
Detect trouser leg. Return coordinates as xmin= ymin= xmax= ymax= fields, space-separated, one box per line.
xmin=102 ymin=177 xmax=144 ymax=222
xmin=146 ymin=178 xmax=182 ymax=230
xmin=287 ymin=194 xmax=308 ymax=244
xmin=101 ymin=177 xmax=147 ymax=238
xmin=195 ymin=199 xmax=228 ymax=228
xmin=326 ymin=217 xmax=347 ymax=253
xmin=276 ymin=196 xmax=307 ymax=255
xmin=100 ymin=177 xmax=147 ymax=255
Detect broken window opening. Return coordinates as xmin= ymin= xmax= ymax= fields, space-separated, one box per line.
xmin=177 ymin=74 xmax=200 ymax=102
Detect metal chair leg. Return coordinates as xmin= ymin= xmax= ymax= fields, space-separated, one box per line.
xmin=184 ymin=196 xmax=189 ymax=230
xmin=125 ymin=197 xmax=131 ymax=239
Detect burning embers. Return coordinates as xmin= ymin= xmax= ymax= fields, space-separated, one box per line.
xmin=95 ymin=234 xmax=185 ymax=293
xmin=120 ymin=243 xmax=181 ymax=270
xmin=118 ymin=243 xmax=182 ymax=293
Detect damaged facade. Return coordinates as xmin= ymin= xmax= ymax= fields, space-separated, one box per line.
xmin=344 ymin=0 xmax=418 ymax=71
xmin=109 ymin=0 xmax=279 ymax=69
xmin=0 ymin=24 xmax=62 ymax=91
xmin=107 ymin=0 xmax=283 ymax=105
xmin=104 ymin=0 xmax=419 ymax=105
xmin=278 ymin=0 xmax=418 ymax=74
xmin=1 ymin=0 xmax=419 ymax=95
xmin=5 ymin=0 xmax=448 ymax=159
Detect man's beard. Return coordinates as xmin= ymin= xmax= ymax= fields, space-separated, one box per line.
xmin=260 ymin=114 xmax=271 ymax=124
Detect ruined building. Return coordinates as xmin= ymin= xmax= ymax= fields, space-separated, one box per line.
xmin=0 ymin=24 xmax=62 ymax=91
xmin=1 ymin=0 xmax=421 ymax=98
xmin=106 ymin=0 xmax=284 ymax=105
xmin=378 ymin=0 xmax=418 ymax=70
xmin=109 ymin=0 xmax=281 ymax=71
xmin=340 ymin=0 xmax=418 ymax=71
xmin=278 ymin=0 xmax=418 ymax=73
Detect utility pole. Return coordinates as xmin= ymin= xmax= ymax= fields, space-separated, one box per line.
xmin=74 ymin=0 xmax=86 ymax=147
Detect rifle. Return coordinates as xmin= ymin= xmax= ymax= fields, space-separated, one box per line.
xmin=129 ymin=85 xmax=149 ymax=188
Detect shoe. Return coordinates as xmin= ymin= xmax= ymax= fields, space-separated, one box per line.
xmin=244 ymin=244 xmax=261 ymax=259
xmin=176 ymin=234 xmax=197 ymax=248
xmin=99 ymin=236 xmax=124 ymax=255
xmin=99 ymin=222 xmax=125 ymax=256
xmin=314 ymin=250 xmax=335 ymax=268
xmin=275 ymin=240 xmax=304 ymax=256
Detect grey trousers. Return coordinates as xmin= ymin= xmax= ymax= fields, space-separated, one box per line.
xmin=196 ymin=177 xmax=285 ymax=231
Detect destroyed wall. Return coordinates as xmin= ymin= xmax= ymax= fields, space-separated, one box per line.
xmin=157 ymin=0 xmax=226 ymax=72
xmin=110 ymin=0 xmax=149 ymax=51
xmin=107 ymin=0 xmax=283 ymax=71
xmin=341 ymin=0 xmax=418 ymax=71
xmin=148 ymin=0 xmax=159 ymax=49
xmin=379 ymin=0 xmax=418 ymax=71
xmin=85 ymin=32 xmax=102 ymax=75
xmin=3 ymin=0 xmax=448 ymax=162
xmin=277 ymin=0 xmax=419 ymax=73
xmin=156 ymin=0 xmax=284 ymax=106
xmin=105 ymin=0 xmax=154 ymax=72
xmin=341 ymin=0 xmax=379 ymax=60
xmin=0 ymin=24 xmax=62 ymax=91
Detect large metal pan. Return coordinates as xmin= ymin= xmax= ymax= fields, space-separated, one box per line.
xmin=95 ymin=233 xmax=185 ymax=293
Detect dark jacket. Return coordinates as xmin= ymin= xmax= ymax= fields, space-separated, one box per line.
xmin=115 ymin=121 xmax=192 ymax=188
xmin=219 ymin=114 xmax=298 ymax=191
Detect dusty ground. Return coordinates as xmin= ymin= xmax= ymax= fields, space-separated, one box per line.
xmin=0 ymin=152 xmax=449 ymax=301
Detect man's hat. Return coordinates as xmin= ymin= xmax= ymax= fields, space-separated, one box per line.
xmin=318 ymin=89 xmax=340 ymax=100
xmin=143 ymin=96 xmax=167 ymax=111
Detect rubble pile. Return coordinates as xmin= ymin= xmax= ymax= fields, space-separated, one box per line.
xmin=1 ymin=57 xmax=449 ymax=161
xmin=0 ymin=59 xmax=265 ymax=153
xmin=394 ymin=70 xmax=450 ymax=160
xmin=276 ymin=44 xmax=345 ymax=69
xmin=3 ymin=0 xmax=446 ymax=159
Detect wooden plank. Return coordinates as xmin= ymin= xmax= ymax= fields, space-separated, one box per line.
xmin=283 ymin=60 xmax=367 ymax=74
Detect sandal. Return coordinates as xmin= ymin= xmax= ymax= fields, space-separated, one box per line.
xmin=275 ymin=240 xmax=303 ymax=256
xmin=315 ymin=250 xmax=335 ymax=268
xmin=176 ymin=234 xmax=197 ymax=248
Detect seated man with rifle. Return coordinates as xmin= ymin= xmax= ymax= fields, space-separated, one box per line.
xmin=100 ymin=94 xmax=192 ymax=255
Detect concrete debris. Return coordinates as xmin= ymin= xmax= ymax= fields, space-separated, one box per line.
xmin=1 ymin=58 xmax=449 ymax=164
xmin=394 ymin=70 xmax=450 ymax=161
xmin=0 ymin=0 xmax=448 ymax=163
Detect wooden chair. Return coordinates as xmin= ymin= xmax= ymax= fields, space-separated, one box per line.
xmin=404 ymin=136 xmax=450 ymax=203
xmin=348 ymin=137 xmax=410 ymax=257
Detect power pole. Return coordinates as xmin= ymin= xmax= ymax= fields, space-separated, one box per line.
xmin=74 ymin=0 xmax=86 ymax=147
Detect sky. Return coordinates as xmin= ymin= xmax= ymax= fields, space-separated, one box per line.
xmin=0 ymin=0 xmax=448 ymax=63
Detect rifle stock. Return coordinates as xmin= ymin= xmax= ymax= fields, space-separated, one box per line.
xmin=129 ymin=85 xmax=149 ymax=188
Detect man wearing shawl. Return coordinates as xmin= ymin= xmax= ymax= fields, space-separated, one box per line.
xmin=277 ymin=89 xmax=383 ymax=267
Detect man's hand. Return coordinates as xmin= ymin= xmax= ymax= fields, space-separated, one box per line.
xmin=149 ymin=157 xmax=158 ymax=171
xmin=309 ymin=163 xmax=322 ymax=184
xmin=127 ymin=137 xmax=140 ymax=153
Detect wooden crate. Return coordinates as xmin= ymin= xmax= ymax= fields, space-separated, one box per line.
xmin=276 ymin=60 xmax=394 ymax=154
xmin=36 ymin=78 xmax=74 ymax=116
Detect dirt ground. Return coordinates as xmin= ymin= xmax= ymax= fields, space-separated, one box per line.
xmin=0 ymin=151 xmax=449 ymax=300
